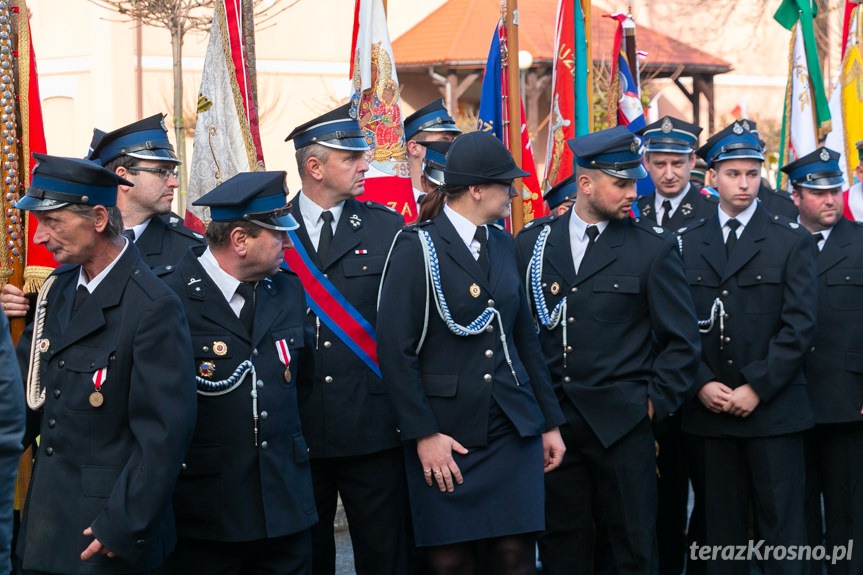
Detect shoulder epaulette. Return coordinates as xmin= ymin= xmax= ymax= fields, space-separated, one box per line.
xmin=364 ymin=200 xmax=400 ymax=216
xmin=402 ymin=220 xmax=433 ymax=232
xmin=676 ymin=217 xmax=708 ymax=235
xmin=768 ymin=213 xmax=802 ymax=231
xmin=489 ymin=222 xmax=505 ymax=231
xmin=163 ymin=214 xmax=205 ymax=241
xmin=631 ymin=216 xmax=667 ymax=236
xmin=523 ymin=213 xmax=557 ymax=230
xmin=153 ymin=264 xmax=176 ymax=277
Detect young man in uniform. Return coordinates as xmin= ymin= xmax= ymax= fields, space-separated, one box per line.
xmin=404 ymin=98 xmax=461 ymax=206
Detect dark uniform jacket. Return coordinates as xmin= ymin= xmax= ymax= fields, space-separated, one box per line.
xmin=377 ymin=213 xmax=566 ymax=449
xmin=677 ymin=205 xmax=817 ymax=437
xmin=159 ymin=247 xmax=317 ymax=542
xmin=291 ymin=197 xmax=403 ymax=458
xmin=635 ymin=184 xmax=717 ymax=231
xmin=0 ymin=314 xmax=24 ymax=575
xmin=515 ymin=211 xmax=701 ymax=448
xmin=136 ymin=213 xmax=204 ymax=268
xmin=804 ymin=217 xmax=863 ymax=424
xmin=757 ymin=179 xmax=798 ymax=219
xmin=16 ymin=243 xmax=197 ymax=574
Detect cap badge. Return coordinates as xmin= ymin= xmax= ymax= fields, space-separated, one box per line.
xmin=733 ymin=123 xmax=744 ymax=135
xmin=212 ymin=341 xmax=228 ymax=356
xmin=631 ymin=137 xmax=640 ymax=153
xmin=550 ymin=282 xmax=560 ymax=295
xmin=820 ymin=148 xmax=830 ymax=162
xmin=349 ymin=213 xmax=362 ymax=229
xmin=661 ymin=117 xmax=673 ymax=134
xmin=681 ymin=203 xmax=693 ymax=216
xmin=198 ymin=361 xmax=216 ymax=378
xmin=741 ymin=120 xmax=751 ymax=131
xmin=469 ymin=283 xmax=481 ymax=298
xmin=37 ymin=338 xmax=50 ymax=353
xmin=160 ymin=116 xmax=168 ymax=132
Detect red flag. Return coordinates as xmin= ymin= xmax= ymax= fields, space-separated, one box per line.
xmin=544 ymin=0 xmax=577 ymax=191
xmin=15 ymin=2 xmax=55 ymax=291
xmin=349 ymin=0 xmax=416 ymax=222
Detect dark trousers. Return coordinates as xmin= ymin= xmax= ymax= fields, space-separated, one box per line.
xmin=655 ymin=412 xmax=689 ymax=575
xmin=688 ymin=433 xmax=810 ymax=575
xmin=309 ymin=447 xmax=409 ymax=575
xmin=805 ymin=423 xmax=863 ymax=575
xmin=538 ymin=400 xmax=658 ymax=575
xmin=165 ymin=530 xmax=311 ymax=575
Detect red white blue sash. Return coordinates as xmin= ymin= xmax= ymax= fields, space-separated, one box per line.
xmin=282 ymin=231 xmax=381 ymax=378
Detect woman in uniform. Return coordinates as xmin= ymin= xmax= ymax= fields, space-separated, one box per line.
xmin=377 ymin=131 xmax=566 ymax=575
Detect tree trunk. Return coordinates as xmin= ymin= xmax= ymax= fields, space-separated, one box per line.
xmin=171 ymin=24 xmax=188 ymax=215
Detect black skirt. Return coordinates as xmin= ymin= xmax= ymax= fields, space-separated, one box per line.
xmin=404 ymin=420 xmax=545 ymax=546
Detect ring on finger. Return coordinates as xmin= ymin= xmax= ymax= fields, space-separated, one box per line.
xmin=423 ymin=469 xmax=432 ymax=474
xmin=433 ymin=470 xmax=442 ymax=476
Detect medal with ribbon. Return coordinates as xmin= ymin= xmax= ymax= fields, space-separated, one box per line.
xmin=276 ymin=338 xmax=292 ymax=382
xmin=90 ymin=367 xmax=107 ymax=407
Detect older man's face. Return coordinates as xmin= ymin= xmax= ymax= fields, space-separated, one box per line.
xmin=32 ymin=208 xmax=100 ymax=266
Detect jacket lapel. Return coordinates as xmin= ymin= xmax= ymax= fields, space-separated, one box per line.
xmin=700 ymin=216 xmax=727 ymax=278
xmin=574 ymin=218 xmax=622 ymax=285
xmin=322 ymin=200 xmax=362 ymax=269
xmin=291 ymin=200 xmax=323 ymax=270
xmin=251 ymin=276 xmax=284 ymax=347
xmin=722 ymin=205 xmax=767 ymax=282
xmin=544 ymin=211 xmax=577 ymax=286
xmin=135 ymin=216 xmax=165 ymax=259
xmin=180 ymin=251 xmax=251 ymax=343
xmin=817 ymin=217 xmax=851 ymax=275
xmin=435 ymin=212 xmax=490 ymax=290
xmin=637 ymin=194 xmax=656 ymax=222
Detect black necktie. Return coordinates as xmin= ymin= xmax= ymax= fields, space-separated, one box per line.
xmin=725 ymin=219 xmax=741 ymax=260
xmin=236 ymin=282 xmax=256 ymax=334
xmin=73 ymin=285 xmax=89 ymax=312
xmin=318 ymin=211 xmax=334 ymax=262
xmin=122 ymin=229 xmax=136 ymax=242
xmin=584 ymin=225 xmax=600 ymax=260
xmin=660 ymin=200 xmax=673 ymax=227
xmin=474 ymin=226 xmax=489 ymax=277
xmin=812 ymin=232 xmax=824 ymax=251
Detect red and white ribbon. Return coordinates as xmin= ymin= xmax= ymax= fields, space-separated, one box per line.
xmin=275 ymin=339 xmax=291 ymax=370
xmin=92 ymin=367 xmax=107 ymax=391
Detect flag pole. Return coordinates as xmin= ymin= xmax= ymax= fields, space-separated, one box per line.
xmin=583 ymin=0 xmax=593 ymax=132
xmin=505 ymin=0 xmax=525 ymax=233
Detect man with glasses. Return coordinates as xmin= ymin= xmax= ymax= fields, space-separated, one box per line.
xmin=87 ymin=114 xmax=204 ymax=268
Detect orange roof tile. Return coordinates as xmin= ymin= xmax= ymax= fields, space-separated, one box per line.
xmin=393 ymin=0 xmax=732 ymax=74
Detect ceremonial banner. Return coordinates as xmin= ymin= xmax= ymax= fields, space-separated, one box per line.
xmin=775 ymin=0 xmax=831 ymax=188
xmin=606 ymin=13 xmax=645 ymax=133
xmin=477 ymin=21 xmax=545 ymax=229
xmin=543 ymin=0 xmax=590 ymax=191
xmin=186 ymin=0 xmax=263 ymax=233
xmin=349 ymin=0 xmax=415 ymax=222
xmin=826 ymin=4 xmax=863 ymax=219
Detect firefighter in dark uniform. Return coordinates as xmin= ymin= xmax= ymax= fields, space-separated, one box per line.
xmin=13 ymin=154 xmax=197 ymax=574
xmin=284 ymin=104 xmax=410 ymax=575
xmin=783 ymin=147 xmax=863 ymax=575
xmin=1 ymin=116 xmax=203 ymax=317
xmin=634 ymin=115 xmax=717 ymax=231
xmin=746 ymin=119 xmax=799 ymax=219
xmin=679 ymin=121 xmax=817 ymax=575
xmin=515 ymin=126 xmax=701 ymax=575
xmin=404 ymin=98 xmax=461 ymax=206
xmin=635 ymin=115 xmax=715 ymax=574
xmin=378 ymin=130 xmax=566 ymax=574
xmin=415 ymin=140 xmax=450 ymax=222
xmin=543 ymin=175 xmax=578 ymax=217
xmin=161 ymin=171 xmax=317 ymax=575
xmin=87 ymin=114 xmax=204 ymax=267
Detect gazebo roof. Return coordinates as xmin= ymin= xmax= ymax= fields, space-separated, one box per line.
xmin=392 ymin=0 xmax=733 ymax=76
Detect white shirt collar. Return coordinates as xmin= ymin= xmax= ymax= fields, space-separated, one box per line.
xmin=413 ymin=186 xmax=424 ymax=204
xmin=298 ymin=191 xmax=344 ymax=249
xmin=197 ymin=246 xmax=244 ymax=315
xmin=797 ymin=216 xmax=833 ymax=247
xmin=123 ymin=218 xmax=152 ymax=242
xmin=654 ymin=183 xmax=691 ymax=217
xmin=718 ymin=198 xmax=758 ymax=230
xmin=77 ymin=237 xmax=130 ymax=292
xmin=569 ymin=210 xmax=610 ymax=241
xmin=444 ymin=204 xmax=486 ymax=260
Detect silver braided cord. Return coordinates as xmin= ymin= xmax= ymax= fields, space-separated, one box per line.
xmin=26 ymin=275 xmax=57 ymax=410
xmin=525 ymin=225 xmax=569 ymax=366
xmin=417 ymin=229 xmax=520 ymax=386
xmin=698 ymin=298 xmax=726 ymax=349
xmin=196 ymin=360 xmax=258 ymax=445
